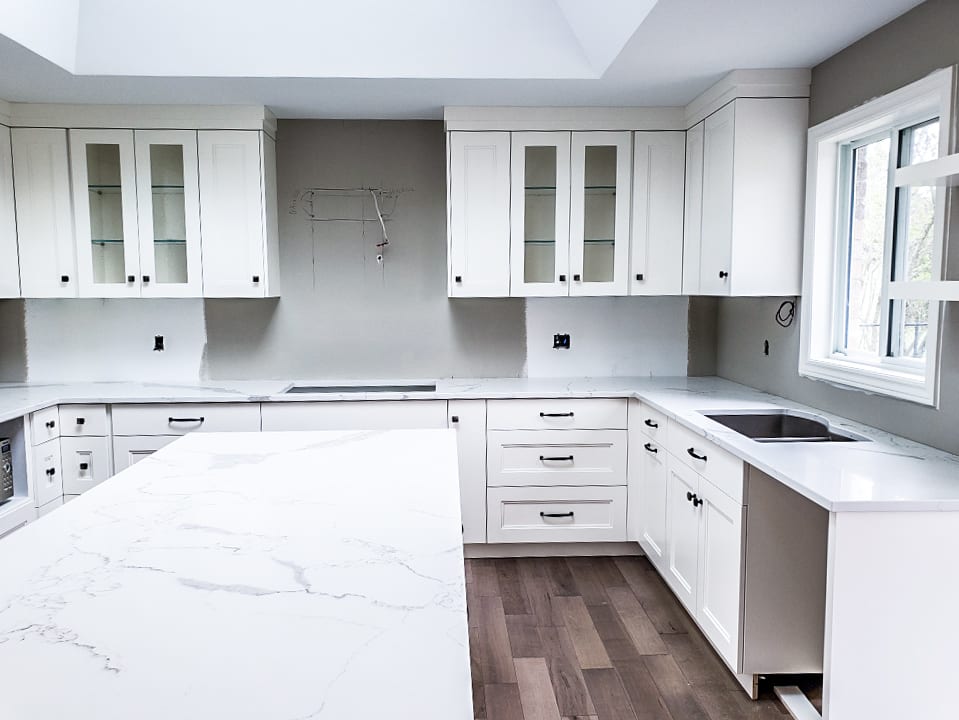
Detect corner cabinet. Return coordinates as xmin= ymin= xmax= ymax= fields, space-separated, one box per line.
xmin=198 ymin=130 xmax=280 ymax=298
xmin=0 ymin=125 xmax=20 ymax=297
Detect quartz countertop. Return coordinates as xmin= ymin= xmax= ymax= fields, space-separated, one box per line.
xmin=0 ymin=376 xmax=956 ymax=511
xmin=0 ymin=429 xmax=472 ymax=719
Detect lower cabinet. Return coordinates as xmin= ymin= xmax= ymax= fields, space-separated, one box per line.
xmin=60 ymin=436 xmax=112 ymax=494
xmin=487 ymin=485 xmax=628 ymax=543
xmin=32 ymin=438 xmax=63 ymax=509
xmin=112 ymin=435 xmax=178 ymax=473
xmin=449 ymin=400 xmax=487 ymax=544
xmin=634 ymin=434 xmax=667 ymax=572
xmin=260 ymin=401 xmax=448 ymax=431
xmin=665 ymin=458 xmax=702 ymax=610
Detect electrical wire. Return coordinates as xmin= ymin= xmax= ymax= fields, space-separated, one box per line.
xmin=371 ymin=190 xmax=389 ymax=249
xmin=775 ymin=300 xmax=796 ymax=328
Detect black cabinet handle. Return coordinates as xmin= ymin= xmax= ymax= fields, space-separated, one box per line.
xmin=45 ymin=468 xmax=56 ymax=476
xmin=558 ymin=274 xmax=566 ymax=282
xmin=454 ymin=275 xmax=462 ymax=283
xmin=644 ymin=418 xmax=658 ymax=428
xmin=142 ymin=275 xmax=150 ymax=283
xmin=540 ymin=412 xmax=574 ymax=418
xmin=252 ymin=275 xmax=260 ymax=283
xmin=79 ymin=462 xmax=89 ymax=471
xmin=60 ymin=275 xmax=69 ymax=283
xmin=127 ymin=275 xmax=135 ymax=283
xmin=573 ymin=273 xmax=581 ymax=281
xmin=686 ymin=491 xmax=694 ymax=502
xmin=687 ymin=448 xmax=708 ymax=461
xmin=693 ymin=497 xmax=704 ymax=507
xmin=540 ymin=455 xmax=574 ymax=462
xmin=635 ymin=273 xmax=644 ymax=281
xmin=76 ymin=418 xmax=85 ymax=425
xmin=45 ymin=420 xmax=56 ymax=429
xmin=168 ymin=417 xmax=205 ymax=424
xmin=450 ymin=415 xmax=459 ymax=423
xmin=540 ymin=511 xmax=574 ymax=519
xmin=719 ymin=271 xmax=729 ymax=279
xmin=644 ymin=442 xmax=658 ymax=454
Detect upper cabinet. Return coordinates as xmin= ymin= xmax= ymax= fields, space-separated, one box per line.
xmin=682 ymin=98 xmax=808 ymax=296
xmin=0 ymin=125 xmax=19 ymax=298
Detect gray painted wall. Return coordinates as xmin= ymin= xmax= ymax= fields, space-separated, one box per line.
xmin=716 ymin=0 xmax=959 ymax=454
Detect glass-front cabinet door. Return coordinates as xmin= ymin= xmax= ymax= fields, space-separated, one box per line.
xmin=70 ymin=130 xmax=141 ymax=298
xmin=569 ymin=131 xmax=631 ymax=296
xmin=510 ymin=132 xmax=571 ymax=296
xmin=134 ymin=130 xmax=202 ymax=297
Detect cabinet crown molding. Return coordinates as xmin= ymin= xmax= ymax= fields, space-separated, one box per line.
xmin=683 ymin=68 xmax=811 ymax=127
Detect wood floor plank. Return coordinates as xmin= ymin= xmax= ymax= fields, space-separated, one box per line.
xmin=591 ymin=557 xmax=629 ymax=588
xmin=544 ymin=558 xmax=579 ymax=597
xmin=553 ymin=595 xmax=613 ymax=669
xmin=507 ymin=614 xmax=545 ymax=658
xmin=692 ymin=685 xmax=788 ymax=720
xmin=581 ymin=668 xmax=640 ymax=720
xmin=565 ymin=557 xmax=612 ymax=606
xmin=498 ymin=558 xmax=533 ymax=615
xmin=486 ymin=683 xmax=526 ymax=720
xmin=539 ymin=626 xmax=597 ymax=717
xmin=643 ymin=654 xmax=710 ymax=720
xmin=515 ymin=657 xmax=563 ymax=720
xmin=471 ymin=625 xmax=488 ymax=719
xmin=614 ymin=558 xmax=692 ymax=635
xmin=586 ymin=603 xmax=642 ymax=665
xmin=518 ymin=558 xmax=563 ymax=627
xmin=606 ymin=586 xmax=669 ymax=656
xmin=476 ymin=595 xmax=518 ymax=683
xmin=473 ymin=558 xmax=503 ymax=597
xmin=660 ymin=632 xmax=738 ymax=692
xmin=615 ymin=660 xmax=673 ymax=720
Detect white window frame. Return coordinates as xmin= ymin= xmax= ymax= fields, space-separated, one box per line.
xmin=800 ymin=68 xmax=954 ymax=406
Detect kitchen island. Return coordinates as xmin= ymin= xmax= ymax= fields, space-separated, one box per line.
xmin=0 ymin=429 xmax=472 ymax=719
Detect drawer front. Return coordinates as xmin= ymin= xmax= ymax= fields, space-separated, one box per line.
xmin=487 ymin=429 xmax=627 ymax=487
xmin=261 ymin=401 xmax=448 ymax=431
xmin=60 ymin=437 xmax=112 ymax=495
xmin=112 ymin=403 xmax=261 ymax=436
xmin=112 ymin=435 xmax=179 ymax=473
xmin=31 ymin=406 xmax=60 ymax=444
xmin=59 ymin=404 xmax=108 ymax=437
xmin=487 ymin=398 xmax=627 ymax=430
xmin=487 ymin=486 xmax=628 ymax=543
xmin=33 ymin=439 xmax=63 ymax=507
xmin=637 ymin=402 xmax=667 ymax=441
xmin=667 ymin=419 xmax=744 ymax=503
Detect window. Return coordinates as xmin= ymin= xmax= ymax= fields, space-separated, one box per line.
xmin=800 ymin=69 xmax=953 ymax=405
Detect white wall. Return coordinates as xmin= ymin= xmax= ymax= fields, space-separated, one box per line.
xmin=525 ymin=296 xmax=688 ymax=377
xmin=24 ymin=299 xmax=206 ymax=383
xmin=0 ymin=0 xmax=80 ymax=71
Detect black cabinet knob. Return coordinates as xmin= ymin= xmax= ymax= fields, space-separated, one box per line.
xmin=454 ymin=275 xmax=462 ymax=283
xmin=60 ymin=275 xmax=69 ymax=283
xmin=450 ymin=415 xmax=459 ymax=423
xmin=127 ymin=275 xmax=135 ymax=283
xmin=76 ymin=418 xmax=85 ymax=425
xmin=45 ymin=421 xmax=55 ymax=429
xmin=636 ymin=273 xmax=644 ymax=281
xmin=142 ymin=275 xmax=150 ymax=283
xmin=558 ymin=274 xmax=567 ymax=282
xmin=252 ymin=275 xmax=260 ymax=283
xmin=687 ymin=491 xmax=694 ymax=501
xmin=693 ymin=497 xmax=704 ymax=507
xmin=573 ymin=273 xmax=581 ymax=281
xmin=79 ymin=462 xmax=89 ymax=471
xmin=45 ymin=468 xmax=55 ymax=476
xmin=719 ymin=270 xmax=729 ymax=279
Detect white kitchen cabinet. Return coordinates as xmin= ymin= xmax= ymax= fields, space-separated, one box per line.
xmin=665 ymin=456 xmax=700 ymax=611
xmin=112 ymin=435 xmax=178 ymax=473
xmin=630 ymin=131 xmax=685 ymax=296
xmin=112 ymin=403 xmax=261 ymax=436
xmin=486 ymin=397 xmax=627 ymax=430
xmin=198 ymin=130 xmax=280 ymax=298
xmin=487 ymin=429 xmax=627 ymax=487
xmin=60 ymin=436 xmax=112 ymax=495
xmin=11 ymin=128 xmax=77 ymax=298
xmin=569 ymin=131 xmax=631 ymax=296
xmin=134 ymin=130 xmax=203 ymax=297
xmin=0 ymin=125 xmax=19 ymax=297
xmin=449 ymin=400 xmax=487 ymax=544
xmin=487 ymin=485 xmax=627 ymax=543
xmin=447 ymin=132 xmax=510 ymax=297
xmin=633 ymin=432 xmax=668 ymax=573
xmin=260 ymin=401 xmax=448 ymax=431
xmin=682 ymin=98 xmax=808 ymax=296
xmin=32 ymin=438 xmax=63 ymax=508
xmin=509 ymin=132 xmax=571 ymax=297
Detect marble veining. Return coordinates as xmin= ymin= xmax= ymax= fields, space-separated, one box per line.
xmin=0 ymin=430 xmax=471 ymax=720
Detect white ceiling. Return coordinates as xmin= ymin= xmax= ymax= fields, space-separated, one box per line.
xmin=0 ymin=0 xmax=926 ymax=118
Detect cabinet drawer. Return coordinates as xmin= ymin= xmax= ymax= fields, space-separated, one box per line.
xmin=667 ymin=419 xmax=744 ymax=503
xmin=60 ymin=437 xmax=112 ymax=495
xmin=33 ymin=438 xmax=62 ymax=507
xmin=59 ymin=404 xmax=108 ymax=437
xmin=112 ymin=403 xmax=261 ymax=436
xmin=31 ymin=406 xmax=60 ymax=445
xmin=487 ymin=486 xmax=627 ymax=543
xmin=637 ymin=403 xmax=667 ymax=441
xmin=261 ymin=401 xmax=448 ymax=431
xmin=487 ymin=429 xmax=627 ymax=487
xmin=487 ymin=398 xmax=627 ymax=430
xmin=113 ymin=435 xmax=178 ymax=473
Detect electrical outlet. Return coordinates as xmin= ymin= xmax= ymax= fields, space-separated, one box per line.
xmin=154 ymin=335 xmax=165 ymax=352
xmin=553 ymin=333 xmax=571 ymax=350
xmin=764 ymin=339 xmax=770 ymax=356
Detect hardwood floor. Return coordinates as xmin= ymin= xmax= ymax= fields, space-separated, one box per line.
xmin=465 ymin=555 xmax=821 ymax=720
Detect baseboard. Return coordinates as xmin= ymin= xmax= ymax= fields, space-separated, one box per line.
xmin=463 ymin=541 xmax=644 ymax=558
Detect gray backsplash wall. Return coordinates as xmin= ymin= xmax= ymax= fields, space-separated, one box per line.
xmin=715 ymin=0 xmax=959 ymax=454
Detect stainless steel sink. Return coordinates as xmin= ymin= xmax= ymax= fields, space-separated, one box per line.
xmin=703 ymin=410 xmax=867 ymax=443
xmin=282 ymin=383 xmax=437 ymax=394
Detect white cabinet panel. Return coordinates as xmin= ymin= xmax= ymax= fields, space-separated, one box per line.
xmin=0 ymin=125 xmax=19 ymax=297
xmin=487 ymin=485 xmax=627 ymax=543
xmin=30 ymin=406 xmax=61 ymax=445
xmin=449 ymin=400 xmax=487 ymax=544
xmin=260 ymin=401 xmax=448 ymax=431
xmin=33 ymin=439 xmax=63 ymax=508
xmin=698 ymin=104 xmax=735 ymax=296
xmin=635 ymin=437 xmax=668 ymax=573
xmin=198 ymin=130 xmax=277 ymax=298
xmin=487 ymin=429 xmax=626 ymax=487
xmin=112 ymin=435 xmax=178 ymax=473
xmin=666 ymin=419 xmax=744 ymax=503
xmin=59 ymin=404 xmax=109 ymax=437
xmin=630 ymin=131 xmax=685 ymax=296
xmin=112 ymin=403 xmax=261 ymax=436
xmin=696 ymin=477 xmax=745 ymax=670
xmin=682 ymin=121 xmax=704 ymax=295
xmin=38 ymin=496 xmax=63 ymax=517
xmin=12 ymin=128 xmax=77 ymax=298
xmin=569 ymin=131 xmax=631 ymax=296
xmin=486 ymin=398 xmax=627 ymax=430
xmin=447 ymin=131 xmax=511 ymax=297
xmin=60 ymin=436 xmax=112 ymax=495
xmin=665 ymin=457 xmax=699 ymax=611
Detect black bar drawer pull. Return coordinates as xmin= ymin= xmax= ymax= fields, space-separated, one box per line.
xmin=644 ymin=418 xmax=658 ymax=428
xmin=540 ymin=412 xmax=574 ymax=418
xmin=540 ymin=455 xmax=574 ymax=462
xmin=168 ymin=417 xmax=205 ymax=424
xmin=687 ymin=448 xmax=708 ymax=461
xmin=644 ymin=443 xmax=658 ymax=454
xmin=540 ymin=511 xmax=575 ymax=519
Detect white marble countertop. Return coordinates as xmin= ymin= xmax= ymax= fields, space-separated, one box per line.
xmin=0 ymin=429 xmax=472 ymax=720
xmin=0 ymin=376 xmax=956 ymax=511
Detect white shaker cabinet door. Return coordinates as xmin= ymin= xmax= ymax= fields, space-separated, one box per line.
xmin=698 ymin=103 xmax=736 ymax=296
xmin=12 ymin=128 xmax=77 ymax=298
xmin=447 ymin=132 xmax=511 ymax=297
xmin=681 ymin=122 xmax=704 ymax=295
xmin=635 ymin=436 xmax=668 ymax=574
xmin=449 ymin=399 xmax=487 ymax=544
xmin=0 ymin=125 xmax=19 ymax=297
xmin=60 ymin=437 xmax=112 ymax=495
xmin=664 ymin=456 xmax=700 ymax=613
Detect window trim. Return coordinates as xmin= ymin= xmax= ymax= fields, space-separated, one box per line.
xmin=799 ymin=68 xmax=954 ymax=406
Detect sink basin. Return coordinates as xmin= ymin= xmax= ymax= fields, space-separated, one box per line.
xmin=283 ymin=383 xmax=437 ymax=394
xmin=703 ymin=410 xmax=866 ymax=443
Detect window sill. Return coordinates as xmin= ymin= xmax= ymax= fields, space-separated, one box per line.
xmin=799 ymin=356 xmax=936 ymax=407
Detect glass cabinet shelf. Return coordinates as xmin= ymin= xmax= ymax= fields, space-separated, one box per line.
xmin=525 ymin=238 xmax=613 ymax=245
xmin=92 ymin=238 xmax=186 ymax=245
